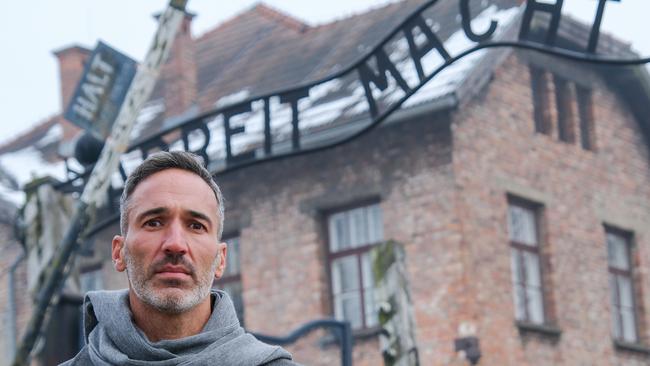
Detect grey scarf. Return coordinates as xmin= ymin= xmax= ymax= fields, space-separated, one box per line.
xmin=82 ymin=289 xmax=291 ymax=365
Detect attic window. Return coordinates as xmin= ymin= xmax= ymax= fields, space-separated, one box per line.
xmin=576 ymin=86 xmax=596 ymax=151
xmin=530 ymin=66 xmax=552 ymax=135
xmin=529 ymin=66 xmax=596 ymax=151
xmin=554 ymin=75 xmax=576 ymax=144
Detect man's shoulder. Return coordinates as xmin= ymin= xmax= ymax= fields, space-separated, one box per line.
xmin=260 ymin=348 xmax=302 ymax=366
xmin=262 ymin=358 xmax=302 ymax=366
xmin=58 ymin=345 xmax=90 ymax=366
xmin=58 ymin=344 xmax=302 ymax=366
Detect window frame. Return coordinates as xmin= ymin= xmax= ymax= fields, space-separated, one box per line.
xmin=325 ymin=200 xmax=383 ymax=331
xmin=576 ymin=85 xmax=596 ymax=151
xmin=529 ymin=65 xmax=552 ymax=135
xmin=605 ymin=226 xmax=640 ymax=344
xmin=507 ymin=197 xmax=549 ymax=326
xmin=553 ymin=74 xmax=577 ymax=143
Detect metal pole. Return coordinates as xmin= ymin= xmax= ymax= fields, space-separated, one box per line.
xmin=252 ymin=318 xmax=353 ymax=366
xmin=11 ymin=1 xmax=188 ymax=365
xmin=341 ymin=320 xmax=353 ymax=366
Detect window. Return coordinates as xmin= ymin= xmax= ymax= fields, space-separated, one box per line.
xmin=508 ymin=200 xmax=545 ymax=325
xmin=529 ymin=66 xmax=595 ymax=150
xmin=215 ymin=236 xmax=244 ymax=324
xmin=576 ymin=85 xmax=596 ymax=150
xmin=327 ymin=203 xmax=383 ymax=330
xmin=530 ymin=66 xmax=552 ymax=135
xmin=554 ymin=75 xmax=576 ymax=143
xmin=606 ymin=229 xmax=638 ymax=343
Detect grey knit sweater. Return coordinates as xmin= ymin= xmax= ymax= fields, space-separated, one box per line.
xmin=60 ymin=290 xmax=298 ymax=366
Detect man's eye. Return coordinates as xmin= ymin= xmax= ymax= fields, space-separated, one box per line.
xmin=144 ymin=219 xmax=163 ymax=228
xmin=189 ymin=222 xmax=206 ymax=231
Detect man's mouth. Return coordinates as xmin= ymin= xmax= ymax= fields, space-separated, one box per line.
xmin=155 ymin=265 xmax=192 ymax=279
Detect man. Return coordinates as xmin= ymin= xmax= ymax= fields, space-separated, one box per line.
xmin=63 ymin=151 xmax=297 ymax=365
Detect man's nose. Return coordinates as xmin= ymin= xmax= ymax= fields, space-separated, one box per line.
xmin=161 ymin=220 xmax=189 ymax=256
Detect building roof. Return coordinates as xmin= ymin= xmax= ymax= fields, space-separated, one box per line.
xmin=1 ymin=0 xmax=649 ymax=204
xmin=139 ymin=0 xmax=519 ymax=139
xmin=0 ymin=115 xmax=60 ymax=155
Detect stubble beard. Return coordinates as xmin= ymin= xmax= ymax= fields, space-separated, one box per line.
xmin=124 ymin=246 xmax=219 ymax=314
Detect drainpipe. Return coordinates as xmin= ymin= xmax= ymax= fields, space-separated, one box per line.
xmin=8 ymin=250 xmax=25 ymax=361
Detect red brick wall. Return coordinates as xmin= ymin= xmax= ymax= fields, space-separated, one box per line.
xmin=0 ymin=229 xmax=31 ymax=366
xmin=449 ymin=52 xmax=650 ymax=365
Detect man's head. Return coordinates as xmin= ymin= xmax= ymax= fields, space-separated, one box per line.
xmin=111 ymin=151 xmax=227 ymax=314
xmin=119 ymin=151 xmax=224 ymax=239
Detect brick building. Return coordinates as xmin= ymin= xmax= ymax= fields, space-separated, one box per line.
xmin=0 ymin=186 xmax=31 ymax=366
xmin=1 ymin=1 xmax=649 ymax=365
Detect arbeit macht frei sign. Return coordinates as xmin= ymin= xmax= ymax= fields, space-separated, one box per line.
xmin=62 ymin=0 xmax=647 ymax=195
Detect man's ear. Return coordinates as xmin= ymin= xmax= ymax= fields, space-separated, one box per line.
xmin=112 ymin=235 xmax=127 ymax=272
xmin=214 ymin=242 xmax=228 ymax=280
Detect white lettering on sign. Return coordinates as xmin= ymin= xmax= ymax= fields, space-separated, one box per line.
xmin=71 ymin=53 xmax=115 ymax=121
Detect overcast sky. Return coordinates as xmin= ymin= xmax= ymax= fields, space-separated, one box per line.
xmin=1 ymin=0 xmax=647 ymax=146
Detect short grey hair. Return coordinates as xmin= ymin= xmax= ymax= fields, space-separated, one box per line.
xmin=120 ymin=151 xmax=224 ymax=239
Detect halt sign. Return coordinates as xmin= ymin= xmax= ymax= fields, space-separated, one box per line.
xmin=64 ymin=41 xmax=137 ymax=139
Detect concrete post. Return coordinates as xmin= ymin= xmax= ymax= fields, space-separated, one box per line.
xmin=371 ymin=240 xmax=419 ymax=366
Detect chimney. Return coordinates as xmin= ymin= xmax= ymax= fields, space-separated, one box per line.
xmin=52 ymin=44 xmax=92 ymax=112
xmin=157 ymin=11 xmax=198 ymax=118
xmin=52 ymin=44 xmax=91 ymax=140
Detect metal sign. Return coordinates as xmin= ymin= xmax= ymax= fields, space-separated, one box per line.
xmin=59 ymin=0 xmax=649 ymax=215
xmin=64 ymin=41 xmax=137 ymax=139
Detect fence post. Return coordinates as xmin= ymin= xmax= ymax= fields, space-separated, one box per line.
xmin=371 ymin=240 xmax=419 ymax=366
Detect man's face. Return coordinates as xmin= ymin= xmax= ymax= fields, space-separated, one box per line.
xmin=111 ymin=168 xmax=226 ymax=314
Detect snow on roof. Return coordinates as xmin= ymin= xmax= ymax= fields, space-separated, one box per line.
xmin=349 ymin=4 xmax=521 ymax=110
xmin=0 ymin=184 xmax=23 ymax=206
xmin=0 ymin=146 xmax=67 ymax=205
xmin=130 ymin=99 xmax=166 ymax=140
xmin=193 ymin=5 xmax=521 ymax=162
xmin=403 ymin=5 xmax=520 ymax=107
xmin=0 ymin=122 xmax=71 ymax=204
xmin=215 ymin=90 xmax=251 ymax=108
xmin=34 ymin=123 xmax=63 ymax=149
xmin=296 ymin=5 xmax=520 ymax=119
xmin=310 ymin=4 xmax=521 ymax=118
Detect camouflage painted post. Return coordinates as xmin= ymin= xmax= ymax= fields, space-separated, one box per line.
xmin=22 ymin=182 xmax=75 ymax=296
xmin=371 ymin=240 xmax=419 ymax=366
